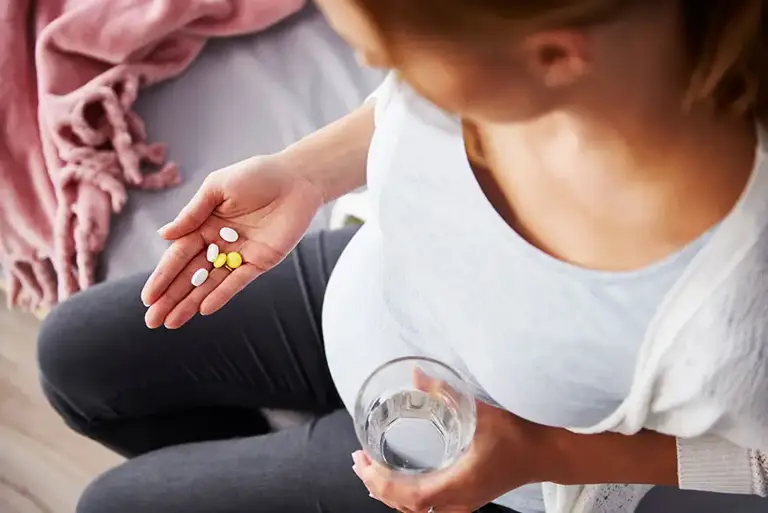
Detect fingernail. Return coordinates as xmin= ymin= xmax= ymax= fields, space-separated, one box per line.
xmin=144 ymin=311 xmax=156 ymax=329
xmin=369 ymin=493 xmax=377 ymax=499
xmin=157 ymin=222 xmax=172 ymax=235
xmin=352 ymin=464 xmax=360 ymax=477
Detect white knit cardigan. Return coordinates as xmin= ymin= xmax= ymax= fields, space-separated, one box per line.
xmin=543 ymin=126 xmax=768 ymax=512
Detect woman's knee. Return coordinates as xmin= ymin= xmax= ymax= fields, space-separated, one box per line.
xmin=77 ymin=465 xmax=150 ymax=513
xmin=37 ymin=275 xmax=148 ymax=426
xmin=75 ymin=446 xmax=269 ymax=513
xmin=37 ymin=294 xmax=103 ymax=428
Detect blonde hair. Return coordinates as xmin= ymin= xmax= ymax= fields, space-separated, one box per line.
xmin=353 ymin=0 xmax=767 ymax=119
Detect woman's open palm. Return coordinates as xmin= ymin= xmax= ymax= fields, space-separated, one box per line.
xmin=141 ymin=156 xmax=324 ymax=329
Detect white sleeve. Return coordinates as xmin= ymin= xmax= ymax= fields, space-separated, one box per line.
xmin=676 ymin=436 xmax=768 ymax=496
xmin=365 ymin=71 xmax=399 ymax=127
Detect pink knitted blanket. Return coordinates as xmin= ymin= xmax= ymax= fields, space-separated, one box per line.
xmin=0 ymin=0 xmax=305 ymax=311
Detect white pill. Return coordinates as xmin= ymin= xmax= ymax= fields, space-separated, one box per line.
xmin=206 ymin=243 xmax=219 ymax=263
xmin=191 ymin=268 xmax=209 ymax=287
xmin=219 ymin=227 xmax=239 ymax=243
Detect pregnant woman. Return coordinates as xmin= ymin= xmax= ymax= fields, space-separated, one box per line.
xmin=38 ymin=1 xmax=768 ymax=512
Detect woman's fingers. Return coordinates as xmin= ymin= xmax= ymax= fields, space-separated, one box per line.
xmin=144 ymin=252 xmax=212 ymax=329
xmin=199 ymin=264 xmax=261 ymax=316
xmin=197 ymin=231 xmax=287 ymax=315
xmin=143 ymin=216 xmax=258 ymax=326
xmin=141 ymin=232 xmax=205 ymax=307
xmin=145 ymin=215 xmax=292 ymax=325
xmin=142 ymin=217 xmax=240 ymax=309
xmin=158 ymin=178 xmax=223 ymax=240
xmin=412 ymin=368 xmax=459 ymax=403
xmin=353 ymin=450 xmax=461 ymax=513
xmin=163 ymin=266 xmax=230 ymax=329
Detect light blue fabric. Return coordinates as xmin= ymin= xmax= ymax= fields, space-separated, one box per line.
xmin=482 ymin=228 xmax=713 ymax=513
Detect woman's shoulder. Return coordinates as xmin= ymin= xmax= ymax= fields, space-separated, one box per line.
xmin=368 ymin=72 xmax=461 ymax=133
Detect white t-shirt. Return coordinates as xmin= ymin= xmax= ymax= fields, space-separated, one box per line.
xmin=321 ymin=74 xmax=712 ymax=512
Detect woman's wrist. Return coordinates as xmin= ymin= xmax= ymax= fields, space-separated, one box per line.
xmin=275 ymin=102 xmax=374 ymax=203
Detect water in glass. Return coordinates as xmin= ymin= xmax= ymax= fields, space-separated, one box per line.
xmin=355 ymin=357 xmax=476 ymax=476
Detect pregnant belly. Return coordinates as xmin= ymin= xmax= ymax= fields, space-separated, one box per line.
xmin=322 ymin=225 xmax=416 ymax=413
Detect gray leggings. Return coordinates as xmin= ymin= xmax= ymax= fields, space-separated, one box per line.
xmin=37 ymin=226 xmax=514 ymax=513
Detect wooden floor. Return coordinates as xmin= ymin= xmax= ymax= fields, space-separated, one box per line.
xmin=0 ymin=296 xmax=122 ymax=513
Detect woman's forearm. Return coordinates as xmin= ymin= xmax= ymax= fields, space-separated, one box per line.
xmin=546 ymin=428 xmax=679 ymax=487
xmin=276 ymin=102 xmax=375 ymax=203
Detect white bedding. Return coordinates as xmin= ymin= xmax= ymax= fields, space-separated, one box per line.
xmin=100 ymin=5 xmax=383 ymax=281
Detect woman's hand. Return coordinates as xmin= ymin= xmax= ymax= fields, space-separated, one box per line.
xmin=353 ymin=398 xmax=556 ymax=513
xmin=141 ymin=155 xmax=324 ymax=329
xmin=353 ymin=373 xmax=680 ymax=513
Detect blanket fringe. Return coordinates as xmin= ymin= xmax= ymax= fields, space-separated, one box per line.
xmin=3 ymin=257 xmax=58 ymax=313
xmin=49 ymin=73 xmax=181 ymax=301
xmin=3 ymin=0 xmax=311 ymax=312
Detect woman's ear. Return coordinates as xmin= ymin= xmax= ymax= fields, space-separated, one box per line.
xmin=523 ymin=30 xmax=591 ymax=89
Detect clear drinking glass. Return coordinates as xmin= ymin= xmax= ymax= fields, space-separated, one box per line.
xmin=354 ymin=357 xmax=477 ymax=476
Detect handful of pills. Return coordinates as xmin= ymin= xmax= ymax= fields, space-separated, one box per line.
xmin=190 ymin=227 xmax=244 ymax=287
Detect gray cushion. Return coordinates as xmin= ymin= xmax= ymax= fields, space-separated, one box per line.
xmin=637 ymin=486 xmax=767 ymax=512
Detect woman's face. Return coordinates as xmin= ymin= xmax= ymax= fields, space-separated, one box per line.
xmin=315 ymin=0 xmax=592 ymax=122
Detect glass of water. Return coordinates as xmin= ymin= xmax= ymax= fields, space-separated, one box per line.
xmin=354 ymin=357 xmax=477 ymax=476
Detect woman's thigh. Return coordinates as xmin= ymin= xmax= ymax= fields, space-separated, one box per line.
xmin=38 ymin=227 xmax=358 ymax=454
xmin=76 ymin=409 xmax=516 ymax=513
xmin=77 ymin=410 xmax=392 ymax=513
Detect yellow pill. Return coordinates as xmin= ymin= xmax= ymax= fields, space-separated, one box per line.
xmin=226 ymin=252 xmax=243 ymax=269
xmin=213 ymin=253 xmax=227 ymax=269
